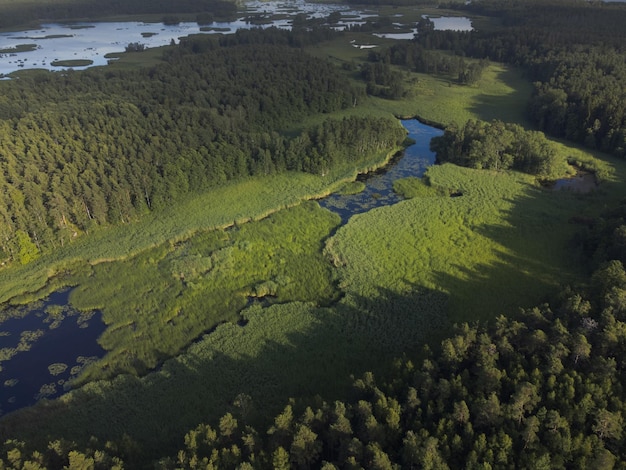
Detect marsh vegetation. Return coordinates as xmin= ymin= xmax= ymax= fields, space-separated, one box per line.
xmin=2 ymin=0 xmax=626 ymax=467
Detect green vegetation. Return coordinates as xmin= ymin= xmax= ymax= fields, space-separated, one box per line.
xmin=49 ymin=59 xmax=93 ymax=67
xmin=0 ymin=29 xmax=409 ymax=269
xmin=69 ymin=202 xmax=341 ymax=380
xmin=0 ymin=44 xmax=36 ymax=53
xmin=2 ymin=1 xmax=626 ymax=468
xmin=417 ymin=0 xmax=626 ymax=157
xmin=337 ymin=181 xmax=366 ymax=195
xmin=392 ymin=176 xmax=449 ymax=198
xmin=431 ymin=119 xmax=568 ymax=178
xmin=327 ymin=162 xmax=591 ymax=325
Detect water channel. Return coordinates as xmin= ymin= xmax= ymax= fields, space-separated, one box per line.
xmin=0 ymin=118 xmax=442 ymax=417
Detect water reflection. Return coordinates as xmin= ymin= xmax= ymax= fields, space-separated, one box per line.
xmin=320 ymin=120 xmax=443 ymax=223
xmin=0 ymin=1 xmax=473 ymax=76
xmin=0 ymin=289 xmax=105 ymax=416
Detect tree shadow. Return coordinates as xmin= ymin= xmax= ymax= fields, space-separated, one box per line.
xmin=429 ymin=178 xmax=610 ymax=325
xmin=0 ymin=285 xmax=449 ymax=464
xmin=468 ymin=66 xmax=533 ymax=127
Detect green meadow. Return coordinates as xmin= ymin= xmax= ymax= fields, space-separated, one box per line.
xmin=4 ymin=22 xmax=626 ymax=463
xmin=0 ymin=159 xmax=395 ymax=306
xmin=70 ymin=202 xmax=341 ymax=381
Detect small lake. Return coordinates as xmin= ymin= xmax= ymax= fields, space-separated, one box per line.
xmin=0 ymin=0 xmax=473 ymax=76
xmin=320 ymin=119 xmax=443 ymax=223
xmin=0 ymin=289 xmax=106 ymax=417
xmin=552 ymin=172 xmax=597 ymax=193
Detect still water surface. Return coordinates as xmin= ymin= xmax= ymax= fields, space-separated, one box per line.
xmin=320 ymin=120 xmax=443 ymax=223
xmin=0 ymin=289 xmax=106 ymax=416
xmin=0 ymin=0 xmax=472 ymax=76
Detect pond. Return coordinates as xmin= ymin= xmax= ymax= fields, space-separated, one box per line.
xmin=0 ymin=0 xmax=473 ymax=76
xmin=551 ymin=172 xmax=597 ymax=193
xmin=0 ymin=289 xmax=105 ymax=417
xmin=320 ymin=119 xmax=444 ymax=223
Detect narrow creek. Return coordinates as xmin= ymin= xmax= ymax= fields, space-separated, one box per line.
xmin=0 ymin=118 xmax=442 ymax=417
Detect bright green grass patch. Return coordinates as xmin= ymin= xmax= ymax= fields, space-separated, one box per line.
xmin=61 ymin=201 xmax=341 ymax=381
xmin=326 ymin=163 xmax=599 ymax=326
xmin=306 ymin=34 xmax=533 ymax=128
xmin=376 ymin=63 xmax=533 ymax=127
xmin=0 ymin=160 xmax=398 ymax=305
xmin=337 ymin=181 xmax=366 ymax=195
xmin=393 ymin=176 xmax=451 ymax=198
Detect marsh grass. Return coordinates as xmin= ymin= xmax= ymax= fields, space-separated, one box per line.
xmin=49 ymin=59 xmax=93 ymax=67
xmin=68 ymin=202 xmax=341 ymax=380
xmin=0 ymin=168 xmax=393 ymax=305
xmin=393 ymin=176 xmax=450 ymax=198
xmin=337 ymin=181 xmax=366 ymax=195
xmin=326 ymin=163 xmax=606 ymax=326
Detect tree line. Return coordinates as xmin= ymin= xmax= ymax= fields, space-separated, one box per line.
xmin=365 ymin=17 xmax=490 ymax=86
xmin=0 ymin=29 xmax=407 ymax=264
xmin=430 ymin=119 xmax=562 ymax=176
xmin=413 ymin=0 xmax=626 ymax=158
xmin=0 ymin=0 xmax=237 ymax=29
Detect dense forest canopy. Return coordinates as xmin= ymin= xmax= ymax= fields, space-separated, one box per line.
xmin=409 ymin=0 xmax=626 ymax=157
xmin=0 ymin=28 xmax=407 ymax=265
xmin=2 ymin=0 xmax=626 ymax=468
xmin=430 ymin=119 xmax=564 ymax=177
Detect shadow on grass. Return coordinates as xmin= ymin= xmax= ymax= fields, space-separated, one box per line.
xmin=3 ymin=168 xmax=622 ymax=465
xmin=430 ymin=179 xmax=608 ymax=325
xmin=468 ymin=66 xmax=533 ymax=126
xmin=0 ymin=286 xmax=449 ymax=465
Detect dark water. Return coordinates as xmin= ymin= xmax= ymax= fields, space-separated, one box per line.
xmin=320 ymin=119 xmax=444 ymax=223
xmin=552 ymin=172 xmax=597 ymax=193
xmin=0 ymin=289 xmax=106 ymax=416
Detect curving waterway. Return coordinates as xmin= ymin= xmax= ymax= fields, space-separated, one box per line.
xmin=320 ymin=119 xmax=443 ymax=223
xmin=0 ymin=117 xmax=441 ymax=417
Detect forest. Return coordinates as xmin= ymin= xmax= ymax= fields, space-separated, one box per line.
xmin=2 ymin=0 xmax=626 ymax=468
xmin=0 ymin=29 xmax=405 ymax=264
xmin=410 ymin=0 xmax=626 ymax=157
xmin=430 ymin=119 xmax=563 ymax=176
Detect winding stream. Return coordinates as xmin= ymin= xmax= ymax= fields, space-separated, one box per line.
xmin=320 ymin=119 xmax=443 ymax=223
xmin=0 ymin=119 xmax=442 ymax=416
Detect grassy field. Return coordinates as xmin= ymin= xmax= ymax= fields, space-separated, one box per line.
xmin=69 ymin=202 xmax=341 ymax=381
xmin=327 ymin=164 xmax=591 ymax=326
xmin=3 ymin=16 xmax=626 ymax=463
xmin=0 ymin=157 xmax=398 ymax=306
xmin=305 ymin=34 xmax=534 ymax=129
